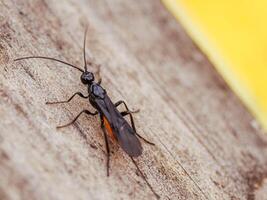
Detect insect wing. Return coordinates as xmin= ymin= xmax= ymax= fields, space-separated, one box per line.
xmin=114 ymin=118 xmax=143 ymax=157
xmin=95 ymin=95 xmax=142 ymax=157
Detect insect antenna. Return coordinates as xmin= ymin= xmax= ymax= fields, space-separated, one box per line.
xmin=14 ymin=56 xmax=84 ymax=72
xmin=83 ymin=26 xmax=88 ymax=72
xmin=130 ymin=157 xmax=160 ymax=199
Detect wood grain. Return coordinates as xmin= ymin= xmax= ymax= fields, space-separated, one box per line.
xmin=0 ymin=0 xmax=267 ymax=199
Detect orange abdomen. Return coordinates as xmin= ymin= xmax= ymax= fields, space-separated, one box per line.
xmin=103 ymin=116 xmax=117 ymax=141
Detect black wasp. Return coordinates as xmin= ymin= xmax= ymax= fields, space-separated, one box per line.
xmin=14 ymin=27 xmax=159 ymax=198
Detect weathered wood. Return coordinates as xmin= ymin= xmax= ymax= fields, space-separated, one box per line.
xmin=1 ymin=0 xmax=267 ymax=199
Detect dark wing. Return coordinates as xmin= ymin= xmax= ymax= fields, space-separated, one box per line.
xmin=114 ymin=117 xmax=142 ymax=157
xmin=95 ymin=95 xmax=142 ymax=157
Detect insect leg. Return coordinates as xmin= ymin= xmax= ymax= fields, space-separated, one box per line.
xmin=120 ymin=111 xmax=139 ymax=116
xmin=46 ymin=92 xmax=89 ymax=105
xmin=121 ymin=111 xmax=155 ymax=146
xmin=130 ymin=157 xmax=160 ymax=199
xmin=100 ymin=116 xmax=110 ymax=176
xmin=114 ymin=100 xmax=139 ymax=113
xmin=135 ymin=132 xmax=155 ymax=145
xmin=95 ymin=64 xmax=102 ymax=84
xmin=116 ymin=101 xmax=154 ymax=145
xmin=57 ymin=110 xmax=98 ymax=128
xmin=97 ymin=78 xmax=102 ymax=85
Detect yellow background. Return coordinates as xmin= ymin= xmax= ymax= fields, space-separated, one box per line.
xmin=163 ymin=0 xmax=267 ymax=130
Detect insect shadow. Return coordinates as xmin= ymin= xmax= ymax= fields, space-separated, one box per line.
xmin=14 ymin=27 xmax=159 ymax=199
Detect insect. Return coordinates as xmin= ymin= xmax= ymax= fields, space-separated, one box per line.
xmin=14 ymin=27 xmax=159 ymax=199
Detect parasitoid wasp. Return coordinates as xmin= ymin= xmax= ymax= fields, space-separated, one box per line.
xmin=14 ymin=27 xmax=159 ymax=199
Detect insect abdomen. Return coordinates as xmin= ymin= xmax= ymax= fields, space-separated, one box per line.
xmin=103 ymin=116 xmax=117 ymax=141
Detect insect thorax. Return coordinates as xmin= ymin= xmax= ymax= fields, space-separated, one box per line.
xmin=89 ymin=83 xmax=106 ymax=99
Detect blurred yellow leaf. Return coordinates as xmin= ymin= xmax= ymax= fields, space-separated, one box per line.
xmin=163 ymin=0 xmax=267 ymax=131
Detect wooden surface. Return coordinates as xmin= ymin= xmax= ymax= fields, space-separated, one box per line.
xmin=1 ymin=0 xmax=267 ymax=199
